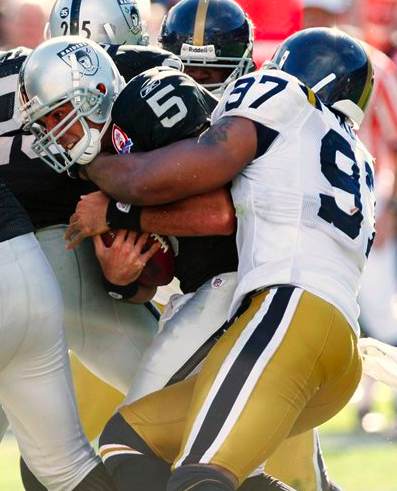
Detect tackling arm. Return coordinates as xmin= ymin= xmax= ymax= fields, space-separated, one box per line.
xmin=66 ymin=186 xmax=235 ymax=248
xmin=85 ymin=116 xmax=257 ymax=205
xmin=141 ymin=187 xmax=236 ymax=236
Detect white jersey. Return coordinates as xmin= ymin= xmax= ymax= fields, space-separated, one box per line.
xmin=212 ymin=69 xmax=376 ymax=334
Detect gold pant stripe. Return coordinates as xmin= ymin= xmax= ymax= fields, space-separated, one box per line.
xmin=193 ymin=0 xmax=210 ymax=45
xmin=99 ymin=444 xmax=141 ymax=459
xmin=100 ymin=449 xmax=143 ymax=463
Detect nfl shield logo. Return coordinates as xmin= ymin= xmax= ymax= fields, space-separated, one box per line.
xmin=112 ymin=124 xmax=133 ymax=155
xmin=60 ymin=7 xmax=69 ymax=18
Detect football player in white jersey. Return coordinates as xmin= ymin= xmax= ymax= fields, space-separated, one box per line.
xmin=63 ymin=27 xmax=375 ymax=491
xmin=61 ymin=1 xmax=339 ymax=489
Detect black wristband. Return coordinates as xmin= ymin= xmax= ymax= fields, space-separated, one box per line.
xmin=106 ymin=199 xmax=142 ymax=232
xmin=102 ymin=276 xmax=139 ymax=300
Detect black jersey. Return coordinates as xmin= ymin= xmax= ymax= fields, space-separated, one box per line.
xmin=0 ymin=179 xmax=33 ymax=243
xmin=110 ymin=67 xmax=237 ymax=293
xmin=175 ymin=235 xmax=237 ymax=293
xmin=109 ymin=44 xmax=184 ymax=83
xmin=0 ymin=46 xmax=181 ymax=228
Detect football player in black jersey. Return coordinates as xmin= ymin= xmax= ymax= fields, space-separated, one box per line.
xmin=0 ymin=4 xmax=182 ymax=403
xmin=0 ymin=3 xmax=186 ymax=489
xmin=19 ymin=37 xmax=292 ymax=491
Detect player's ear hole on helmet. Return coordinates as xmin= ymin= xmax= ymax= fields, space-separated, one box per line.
xmin=97 ymin=83 xmax=107 ymax=95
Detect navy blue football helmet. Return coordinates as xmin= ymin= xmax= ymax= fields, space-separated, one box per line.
xmin=270 ymin=27 xmax=374 ymax=127
xmin=159 ymin=0 xmax=255 ymax=93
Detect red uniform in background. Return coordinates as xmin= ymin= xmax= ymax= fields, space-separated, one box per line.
xmin=236 ymin=0 xmax=303 ymax=66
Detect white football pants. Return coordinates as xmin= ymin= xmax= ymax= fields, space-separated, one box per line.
xmin=125 ymin=272 xmax=238 ymax=403
xmin=0 ymin=233 xmax=98 ymax=490
xmin=36 ymin=225 xmax=159 ymax=394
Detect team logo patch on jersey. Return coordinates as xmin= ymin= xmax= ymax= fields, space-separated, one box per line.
xmin=140 ymin=78 xmax=161 ymax=98
xmin=57 ymin=43 xmax=99 ymax=76
xmin=112 ymin=124 xmax=134 ymax=155
xmin=60 ymin=7 xmax=69 ymax=19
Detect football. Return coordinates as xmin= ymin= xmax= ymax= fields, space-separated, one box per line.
xmin=100 ymin=231 xmax=175 ymax=287
xmin=101 ymin=230 xmax=117 ymax=247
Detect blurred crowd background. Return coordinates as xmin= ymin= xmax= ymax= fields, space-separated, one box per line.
xmin=0 ymin=0 xmax=397 ymax=436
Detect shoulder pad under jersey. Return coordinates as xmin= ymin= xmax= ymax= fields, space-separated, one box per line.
xmin=111 ymin=66 xmax=218 ymax=151
xmin=108 ymin=44 xmax=184 ymax=83
xmin=212 ymin=68 xmax=316 ymax=132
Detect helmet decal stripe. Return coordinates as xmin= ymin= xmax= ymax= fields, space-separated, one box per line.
xmin=311 ymin=73 xmax=336 ymax=93
xmin=70 ymin=0 xmax=82 ymax=35
xmin=193 ymin=0 xmax=210 ymax=46
xmin=357 ymin=59 xmax=374 ymax=112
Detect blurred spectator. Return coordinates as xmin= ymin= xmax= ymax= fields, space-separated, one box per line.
xmin=0 ymin=0 xmax=51 ymax=49
xmin=146 ymin=1 xmax=167 ymax=45
xmin=360 ymin=0 xmax=397 ymax=57
xmin=152 ymin=0 xmax=179 ymax=9
xmin=0 ymin=5 xmax=6 ymax=47
xmin=236 ymin=0 xmax=303 ymax=65
xmin=304 ymin=0 xmax=352 ymax=27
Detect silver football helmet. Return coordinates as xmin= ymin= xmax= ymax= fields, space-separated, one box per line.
xmin=47 ymin=0 xmax=148 ymax=46
xmin=19 ymin=36 xmax=126 ymax=173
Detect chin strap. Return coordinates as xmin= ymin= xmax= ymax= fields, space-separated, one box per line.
xmin=70 ymin=117 xmax=111 ymax=166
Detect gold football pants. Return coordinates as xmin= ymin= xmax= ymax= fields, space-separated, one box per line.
xmin=117 ymin=287 xmax=361 ymax=483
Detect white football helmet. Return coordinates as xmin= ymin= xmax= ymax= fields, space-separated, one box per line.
xmin=19 ymin=36 xmax=125 ymax=173
xmin=47 ymin=0 xmax=148 ymax=46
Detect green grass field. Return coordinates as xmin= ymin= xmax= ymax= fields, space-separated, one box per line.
xmin=1 ymin=386 xmax=396 ymax=490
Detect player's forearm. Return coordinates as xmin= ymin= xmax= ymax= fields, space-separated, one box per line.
xmin=86 ymin=142 xmax=231 ymax=205
xmin=85 ymin=117 xmax=256 ymax=206
xmin=140 ymin=188 xmax=236 ymax=236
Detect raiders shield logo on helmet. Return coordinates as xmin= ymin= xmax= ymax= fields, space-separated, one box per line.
xmin=57 ymin=42 xmax=99 ymax=76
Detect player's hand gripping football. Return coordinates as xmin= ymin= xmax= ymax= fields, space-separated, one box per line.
xmin=65 ymin=191 xmax=110 ymax=249
xmin=93 ymin=230 xmax=161 ymax=286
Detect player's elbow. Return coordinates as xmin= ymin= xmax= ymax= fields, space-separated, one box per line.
xmin=208 ymin=208 xmax=236 ymax=235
